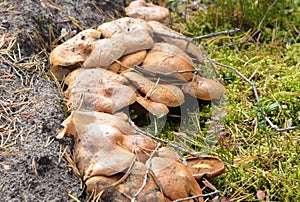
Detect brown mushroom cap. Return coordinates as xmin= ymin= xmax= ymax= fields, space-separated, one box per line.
xmin=71 ymin=115 xmax=136 ymax=179
xmin=108 ymin=50 xmax=147 ymax=73
xmin=97 ymin=17 xmax=152 ymax=38
xmin=125 ymin=0 xmax=169 ymax=22
xmin=148 ymin=21 xmax=205 ymax=64
xmin=136 ymin=95 xmax=169 ymax=116
xmin=122 ymin=134 xmax=157 ymax=163
xmin=186 ymin=157 xmax=226 ymax=180
xmin=124 ymin=71 xmax=185 ymax=107
xmin=83 ymin=29 xmax=154 ymax=69
xmin=182 ymin=75 xmax=225 ymax=100
xmin=142 ymin=42 xmax=195 ymax=81
xmin=86 ymin=162 xmax=169 ymax=201
xmin=49 ymin=29 xmax=102 ymax=80
xmin=149 ymin=157 xmax=204 ymax=201
xmin=63 ymin=68 xmax=136 ymax=113
xmin=157 ymin=147 xmax=180 ymax=161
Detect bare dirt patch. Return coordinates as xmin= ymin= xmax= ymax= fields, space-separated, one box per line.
xmin=0 ymin=1 xmax=124 ymax=201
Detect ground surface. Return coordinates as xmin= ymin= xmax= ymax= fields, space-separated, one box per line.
xmin=0 ymin=1 xmax=125 ymax=201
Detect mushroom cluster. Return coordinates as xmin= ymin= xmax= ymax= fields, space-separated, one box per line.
xmin=51 ymin=16 xmax=225 ymax=201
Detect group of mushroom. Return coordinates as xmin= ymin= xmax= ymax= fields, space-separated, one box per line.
xmin=50 ymin=1 xmax=225 ymax=201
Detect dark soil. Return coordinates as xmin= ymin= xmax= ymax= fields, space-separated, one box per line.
xmin=0 ymin=1 xmax=125 ymax=201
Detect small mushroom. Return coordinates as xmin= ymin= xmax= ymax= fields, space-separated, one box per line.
xmin=186 ymin=157 xmax=226 ymax=180
xmin=148 ymin=21 xmax=205 ymax=64
xmin=123 ymin=71 xmax=185 ymax=107
xmin=63 ymin=68 xmax=136 ymax=113
xmin=142 ymin=42 xmax=195 ymax=81
xmin=49 ymin=29 xmax=102 ymax=80
xmin=108 ymin=50 xmax=147 ymax=73
xmin=83 ymin=29 xmax=154 ymax=68
xmin=182 ymin=75 xmax=225 ymax=100
xmin=125 ymin=0 xmax=169 ymax=22
xmin=149 ymin=157 xmax=204 ymax=201
xmin=136 ymin=94 xmax=169 ymax=116
xmin=97 ymin=17 xmax=152 ymax=38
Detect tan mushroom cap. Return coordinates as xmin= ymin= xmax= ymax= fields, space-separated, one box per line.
xmin=186 ymin=157 xmax=226 ymax=180
xmin=182 ymin=75 xmax=225 ymax=100
xmin=149 ymin=157 xmax=204 ymax=201
xmin=125 ymin=0 xmax=170 ymax=22
xmin=97 ymin=17 xmax=153 ymax=38
xmin=86 ymin=162 xmax=169 ymax=201
xmin=148 ymin=21 xmax=205 ymax=64
xmin=62 ymin=111 xmax=137 ymax=179
xmin=123 ymin=71 xmax=185 ymax=107
xmin=136 ymin=95 xmax=169 ymax=116
xmin=122 ymin=134 xmax=157 ymax=163
xmin=142 ymin=42 xmax=195 ymax=81
xmin=83 ymin=29 xmax=154 ymax=69
xmin=63 ymin=68 xmax=136 ymax=113
xmin=50 ymin=29 xmax=102 ymax=80
xmin=108 ymin=50 xmax=147 ymax=73
xmin=157 ymin=147 xmax=180 ymax=161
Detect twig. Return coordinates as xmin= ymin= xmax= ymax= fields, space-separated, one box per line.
xmin=204 ymin=55 xmax=299 ymax=132
xmin=131 ymin=143 xmax=161 ymax=201
xmin=257 ymin=0 xmax=279 ymax=32
xmin=192 ymin=28 xmax=240 ymax=41
xmin=204 ymin=55 xmax=260 ymax=102
xmin=155 ymin=28 xmax=240 ymax=42
xmin=111 ymin=156 xmax=136 ymax=187
xmin=261 ymin=109 xmax=299 ymax=131
xmin=130 ymin=120 xmax=203 ymax=159
xmin=172 ymin=190 xmax=220 ymax=202
xmin=251 ymin=0 xmax=279 ymax=43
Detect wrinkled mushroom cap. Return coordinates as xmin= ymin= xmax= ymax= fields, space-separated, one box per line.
xmin=186 ymin=156 xmax=225 ymax=180
xmin=149 ymin=157 xmax=204 ymax=201
xmin=63 ymin=68 xmax=136 ymax=113
xmin=86 ymin=162 xmax=168 ymax=201
xmin=83 ymin=29 xmax=153 ymax=69
xmin=97 ymin=17 xmax=152 ymax=38
xmin=125 ymin=0 xmax=170 ymax=22
xmin=50 ymin=29 xmax=102 ymax=80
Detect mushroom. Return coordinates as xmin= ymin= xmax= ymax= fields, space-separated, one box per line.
xmin=86 ymin=162 xmax=169 ymax=201
xmin=148 ymin=157 xmax=204 ymax=201
xmin=182 ymin=75 xmax=225 ymax=100
xmin=49 ymin=29 xmax=102 ymax=80
xmin=122 ymin=134 xmax=157 ymax=163
xmin=142 ymin=42 xmax=195 ymax=81
xmin=136 ymin=94 xmax=169 ymax=116
xmin=147 ymin=21 xmax=205 ymax=64
xmin=125 ymin=0 xmax=170 ymax=22
xmin=83 ymin=29 xmax=154 ymax=68
xmin=108 ymin=50 xmax=147 ymax=73
xmin=186 ymin=157 xmax=226 ymax=180
xmin=97 ymin=17 xmax=152 ymax=38
xmin=123 ymin=71 xmax=185 ymax=107
xmin=157 ymin=147 xmax=180 ymax=161
xmin=58 ymin=111 xmax=136 ymax=180
xmin=63 ymin=68 xmax=136 ymax=113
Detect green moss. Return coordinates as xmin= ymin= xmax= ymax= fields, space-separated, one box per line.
xmin=165 ymin=0 xmax=300 ymax=200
